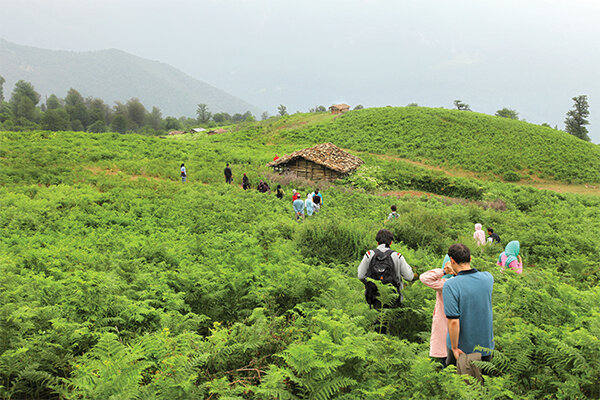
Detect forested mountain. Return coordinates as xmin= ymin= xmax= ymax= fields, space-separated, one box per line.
xmin=0 ymin=38 xmax=261 ymax=116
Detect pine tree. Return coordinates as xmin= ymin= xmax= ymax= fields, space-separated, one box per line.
xmin=564 ymin=95 xmax=591 ymax=141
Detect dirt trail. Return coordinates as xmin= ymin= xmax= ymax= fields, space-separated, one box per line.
xmin=85 ymin=166 xmax=162 ymax=182
xmin=371 ymin=153 xmax=600 ymax=196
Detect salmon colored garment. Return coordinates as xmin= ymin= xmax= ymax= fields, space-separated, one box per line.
xmin=420 ymin=268 xmax=449 ymax=358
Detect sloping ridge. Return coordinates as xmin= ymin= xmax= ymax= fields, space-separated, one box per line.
xmin=0 ymin=38 xmax=262 ymax=117
xmin=280 ymin=107 xmax=600 ymax=184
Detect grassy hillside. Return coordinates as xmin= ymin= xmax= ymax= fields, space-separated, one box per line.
xmin=0 ymin=38 xmax=261 ymax=116
xmin=1 ymin=129 xmax=599 ymax=399
xmin=273 ymin=107 xmax=600 ymax=183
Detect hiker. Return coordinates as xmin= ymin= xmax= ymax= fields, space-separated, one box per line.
xmin=292 ymin=189 xmax=300 ymax=202
xmin=497 ymin=240 xmax=523 ymax=274
xmin=180 ymin=163 xmax=186 ymax=183
xmin=473 ymin=223 xmax=486 ymax=246
xmin=242 ymin=173 xmax=250 ymax=190
xmin=257 ymin=180 xmax=270 ymax=193
xmin=293 ymin=195 xmax=305 ymax=221
xmin=224 ymin=163 xmax=233 ymax=184
xmin=443 ymin=244 xmax=494 ymax=367
xmin=276 ymin=184 xmax=284 ymax=199
xmin=312 ymin=189 xmax=322 ymax=212
xmin=487 ymin=228 xmax=501 ymax=244
xmin=273 ymin=154 xmax=280 ymax=161
xmin=305 ymin=193 xmax=315 ymax=216
xmin=357 ymin=229 xmax=415 ymax=309
xmin=420 ymin=255 xmax=456 ymax=366
xmin=386 ymin=205 xmax=399 ymax=222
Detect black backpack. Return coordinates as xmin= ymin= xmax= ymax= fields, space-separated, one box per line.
xmin=363 ymin=249 xmax=403 ymax=308
xmin=366 ymin=249 xmax=398 ymax=285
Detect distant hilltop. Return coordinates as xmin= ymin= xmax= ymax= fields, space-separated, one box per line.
xmin=0 ymin=38 xmax=262 ymax=117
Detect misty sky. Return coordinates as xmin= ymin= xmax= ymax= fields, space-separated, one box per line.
xmin=1 ymin=0 xmax=599 ymax=142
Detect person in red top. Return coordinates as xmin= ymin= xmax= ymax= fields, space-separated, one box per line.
xmin=273 ymin=154 xmax=280 ymax=161
xmin=292 ymin=189 xmax=300 ymax=201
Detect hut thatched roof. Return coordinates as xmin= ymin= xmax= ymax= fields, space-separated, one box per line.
xmin=329 ymin=104 xmax=350 ymax=111
xmin=267 ymin=143 xmax=364 ymax=174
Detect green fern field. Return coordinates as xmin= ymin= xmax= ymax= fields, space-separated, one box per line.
xmin=1 ymin=129 xmax=599 ymax=399
xmin=274 ymin=108 xmax=600 ymax=183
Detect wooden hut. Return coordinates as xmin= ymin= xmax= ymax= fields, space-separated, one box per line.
xmin=328 ymin=104 xmax=350 ymax=114
xmin=267 ymin=143 xmax=364 ymax=181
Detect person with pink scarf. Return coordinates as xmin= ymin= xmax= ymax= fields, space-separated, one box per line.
xmin=420 ymin=255 xmax=456 ymax=366
xmin=473 ymin=223 xmax=486 ymax=246
xmin=497 ymin=240 xmax=523 ymax=274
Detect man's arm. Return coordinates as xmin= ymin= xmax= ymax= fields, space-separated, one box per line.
xmin=396 ymin=255 xmax=414 ymax=282
xmin=357 ymin=252 xmax=372 ymax=280
xmin=448 ymin=319 xmax=464 ymax=360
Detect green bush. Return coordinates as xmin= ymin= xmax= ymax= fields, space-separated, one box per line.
xmin=503 ymin=171 xmax=521 ymax=182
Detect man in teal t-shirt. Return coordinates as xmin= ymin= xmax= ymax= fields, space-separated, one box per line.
xmin=443 ymin=243 xmax=494 ymax=366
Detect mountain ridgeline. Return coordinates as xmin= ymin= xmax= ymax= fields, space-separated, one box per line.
xmin=0 ymin=38 xmax=261 ymax=117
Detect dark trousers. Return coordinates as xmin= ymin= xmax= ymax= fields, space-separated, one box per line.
xmin=225 ymin=176 xmax=232 ymax=184
xmin=446 ymin=348 xmax=491 ymax=366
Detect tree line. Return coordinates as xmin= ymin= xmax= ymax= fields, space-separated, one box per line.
xmin=0 ymin=77 xmax=257 ymax=135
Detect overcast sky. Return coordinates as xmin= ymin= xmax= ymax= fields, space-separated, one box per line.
xmin=2 ymin=0 xmax=599 ymax=141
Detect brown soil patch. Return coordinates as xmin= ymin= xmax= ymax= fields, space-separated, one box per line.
xmin=380 ymin=190 xmax=437 ymax=198
xmin=85 ymin=166 xmax=121 ymax=175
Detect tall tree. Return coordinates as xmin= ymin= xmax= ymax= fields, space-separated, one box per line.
xmin=10 ymin=80 xmax=40 ymax=121
xmin=126 ymin=98 xmax=147 ymax=128
xmin=164 ymin=116 xmax=181 ymax=130
xmin=65 ymin=88 xmax=89 ymax=128
xmin=495 ymin=108 xmax=519 ymax=119
xmin=196 ymin=103 xmax=212 ymax=124
xmin=46 ymin=94 xmax=62 ymax=110
xmin=147 ymin=106 xmax=163 ymax=130
xmin=41 ymin=108 xmax=70 ymax=131
xmin=277 ymin=104 xmax=288 ymax=116
xmin=453 ymin=100 xmax=471 ymax=111
xmin=564 ymin=95 xmax=591 ymax=141
xmin=213 ymin=113 xmax=231 ymax=124
xmin=88 ymin=98 xmax=110 ymax=125
xmin=261 ymin=111 xmax=269 ymax=121
xmin=0 ymin=75 xmax=5 ymax=102
xmin=242 ymin=111 xmax=255 ymax=122
xmin=110 ymin=114 xmax=128 ymax=134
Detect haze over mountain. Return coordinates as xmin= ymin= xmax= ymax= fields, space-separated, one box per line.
xmin=0 ymin=38 xmax=262 ymax=117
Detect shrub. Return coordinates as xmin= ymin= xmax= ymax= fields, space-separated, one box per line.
xmin=503 ymin=171 xmax=521 ymax=182
xmin=296 ymin=218 xmax=374 ymax=263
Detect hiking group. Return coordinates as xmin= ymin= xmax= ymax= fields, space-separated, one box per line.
xmin=180 ymin=163 xmax=327 ymax=222
xmin=292 ymin=188 xmax=322 ymax=221
xmin=361 ymin=210 xmax=523 ymax=375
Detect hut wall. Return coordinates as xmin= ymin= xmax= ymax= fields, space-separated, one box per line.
xmin=284 ymin=158 xmax=342 ymax=181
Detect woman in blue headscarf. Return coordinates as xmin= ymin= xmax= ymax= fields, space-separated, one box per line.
xmin=497 ymin=240 xmax=523 ymax=274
